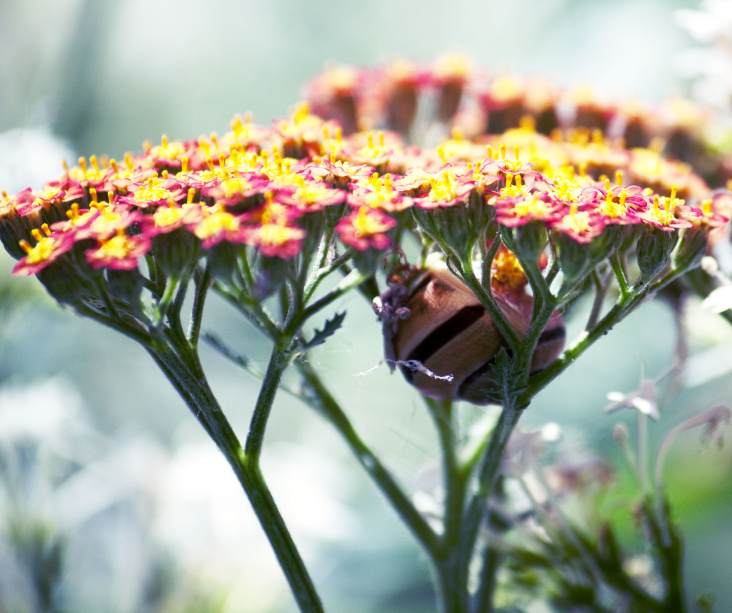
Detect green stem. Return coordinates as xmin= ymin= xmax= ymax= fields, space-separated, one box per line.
xmin=516 ymin=266 xmax=674 ymax=406
xmin=472 ymin=482 xmax=505 ymax=613
xmin=296 ymin=359 xmax=441 ymax=557
xmin=610 ymin=252 xmax=630 ymax=299
xmin=298 ymin=269 xmax=369 ymax=326
xmin=213 ymin=281 xmax=280 ymax=338
xmin=458 ymin=403 xmax=522 ymax=606
xmin=150 ymin=341 xmax=323 ymax=612
xmin=245 ymin=339 xmax=291 ymax=462
xmin=302 ymin=243 xmax=351 ymax=304
xmin=458 ymin=260 xmax=521 ymax=353
xmin=643 ymin=497 xmax=687 ymax=612
xmin=586 ymin=268 xmax=609 ymax=331
xmin=518 ymin=329 xmax=596 ymax=405
xmin=426 ymin=398 xmax=470 ymax=613
xmin=188 ymin=263 xmax=211 ymax=347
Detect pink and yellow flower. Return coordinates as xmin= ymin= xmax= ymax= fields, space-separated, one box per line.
xmin=336 ymin=206 xmax=395 ymax=251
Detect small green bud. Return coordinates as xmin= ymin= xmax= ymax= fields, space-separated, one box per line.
xmin=501 ymin=220 xmax=547 ymax=263
xmin=554 ymin=231 xmax=591 ymax=287
xmin=152 ymin=229 xmax=201 ymax=277
xmin=106 ymin=268 xmax=144 ymax=311
xmin=412 ymin=190 xmax=494 ymax=260
xmin=350 ymin=247 xmax=382 ymax=276
xmin=671 ymin=226 xmax=709 ymax=272
xmin=36 ymin=259 xmax=86 ymax=307
xmin=253 ymin=256 xmax=289 ymax=301
xmin=636 ymin=225 xmax=679 ymax=282
xmin=206 ymin=241 xmax=241 ymax=283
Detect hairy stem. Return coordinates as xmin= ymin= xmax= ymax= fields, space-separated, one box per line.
xmin=150 ymin=340 xmax=323 ymax=612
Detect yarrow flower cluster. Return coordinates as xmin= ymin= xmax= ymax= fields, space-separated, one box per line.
xmin=1 ymin=59 xmax=729 ymax=303
xmin=2 ymin=56 xmax=732 ymax=613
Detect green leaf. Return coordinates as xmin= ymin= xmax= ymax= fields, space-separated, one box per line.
xmin=301 ymin=311 xmax=346 ymax=351
xmin=483 ymin=347 xmax=526 ymax=404
xmin=203 ymin=332 xmax=249 ymax=368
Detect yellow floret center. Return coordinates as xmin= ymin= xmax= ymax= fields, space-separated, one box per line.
xmin=100 ymin=231 xmax=135 ymax=258
xmin=353 ymin=208 xmax=386 ymax=236
xmin=199 ymin=209 xmax=239 ymax=238
xmin=259 ymin=223 xmax=300 ymax=247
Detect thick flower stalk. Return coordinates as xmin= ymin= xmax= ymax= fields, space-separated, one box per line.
xmin=1 ymin=56 xmax=731 ymax=612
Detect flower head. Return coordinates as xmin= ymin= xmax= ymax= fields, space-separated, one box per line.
xmin=336 ymin=206 xmax=395 ymax=251
xmin=0 ymin=57 xmax=729 ymax=324
xmin=12 ymin=223 xmax=75 ymax=275
xmin=85 ymin=229 xmax=152 ymax=270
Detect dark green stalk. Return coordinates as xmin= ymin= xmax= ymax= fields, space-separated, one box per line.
xmin=457 ymin=402 xmax=522 ymax=603
xmin=296 ymin=359 xmax=440 ymax=557
xmin=586 ymin=269 xmax=609 ymax=331
xmin=472 ymin=496 xmax=505 ymax=613
xmin=188 ymin=263 xmax=211 ymax=347
xmin=213 ymin=281 xmax=280 ymax=338
xmin=298 ymin=269 xmax=369 ymax=325
xmin=244 ymin=339 xmax=292 ymax=462
xmin=610 ymin=252 xmax=630 ymax=299
xmin=426 ymin=398 xmax=471 ymax=613
xmin=519 ymin=264 xmax=687 ymax=405
xmin=150 ymin=341 xmax=323 ymax=612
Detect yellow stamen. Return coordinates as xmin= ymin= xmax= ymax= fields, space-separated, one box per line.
xmin=437 ymin=144 xmax=447 ymax=164
xmin=519 ymin=115 xmax=535 ymax=131
xmin=66 ymin=202 xmax=79 ymax=221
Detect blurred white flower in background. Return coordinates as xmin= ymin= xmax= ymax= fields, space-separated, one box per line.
xmin=675 ymin=0 xmax=732 ymax=119
xmin=0 ymin=378 xmax=361 ymax=613
xmin=0 ymin=128 xmax=74 ymax=193
xmin=153 ymin=438 xmax=360 ymax=613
